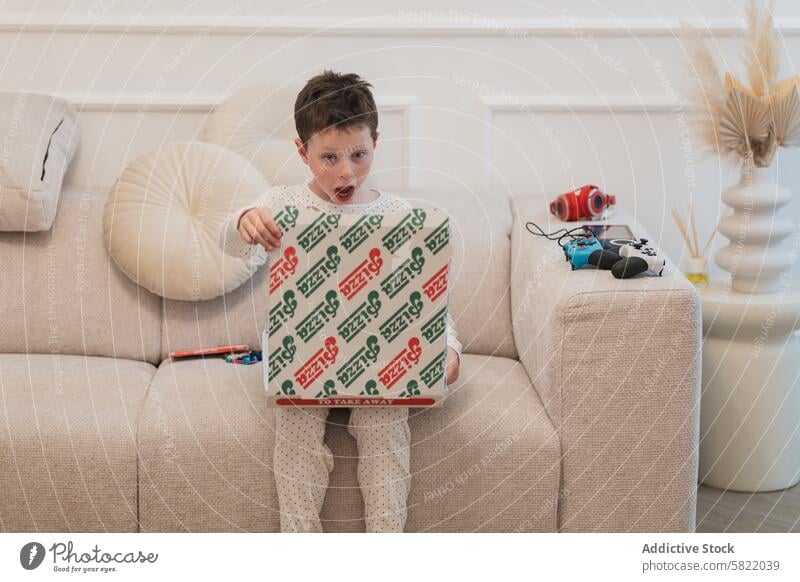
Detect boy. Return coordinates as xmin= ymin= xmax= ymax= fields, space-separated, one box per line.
xmin=219 ymin=70 xmax=462 ymax=532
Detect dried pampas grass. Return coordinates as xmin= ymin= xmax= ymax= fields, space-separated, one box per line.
xmin=745 ymin=0 xmax=779 ymax=100
xmin=681 ymin=25 xmax=727 ymax=159
xmin=682 ymin=0 xmax=800 ymax=167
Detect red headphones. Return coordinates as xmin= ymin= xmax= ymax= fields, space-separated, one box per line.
xmin=549 ymin=185 xmax=616 ymax=221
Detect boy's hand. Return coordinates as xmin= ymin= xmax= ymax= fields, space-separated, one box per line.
xmin=446 ymin=347 xmax=460 ymax=385
xmin=238 ymin=207 xmax=282 ymax=252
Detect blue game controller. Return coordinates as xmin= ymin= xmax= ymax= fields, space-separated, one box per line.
xmin=563 ymin=236 xmax=604 ymax=270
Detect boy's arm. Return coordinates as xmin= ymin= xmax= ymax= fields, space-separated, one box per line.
xmin=218 ymin=192 xmax=272 ymax=261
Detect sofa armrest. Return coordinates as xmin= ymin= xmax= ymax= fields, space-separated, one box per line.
xmin=509 ymin=197 xmax=701 ymax=532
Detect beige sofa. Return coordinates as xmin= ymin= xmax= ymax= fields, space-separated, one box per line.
xmin=0 ymin=185 xmax=700 ymax=532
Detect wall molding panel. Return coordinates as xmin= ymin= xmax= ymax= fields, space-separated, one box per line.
xmin=1 ymin=16 xmax=799 ymax=38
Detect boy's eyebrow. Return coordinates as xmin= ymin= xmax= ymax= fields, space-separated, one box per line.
xmin=320 ymin=146 xmax=368 ymax=155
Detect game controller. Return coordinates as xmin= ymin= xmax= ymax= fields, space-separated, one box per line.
xmin=225 ymin=350 xmax=263 ymax=365
xmin=563 ymin=236 xmax=604 ymax=270
xmin=611 ymin=238 xmax=665 ymax=278
xmin=527 ymin=220 xmax=664 ymax=278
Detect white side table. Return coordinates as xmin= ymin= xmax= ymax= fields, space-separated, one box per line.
xmin=699 ymin=281 xmax=800 ymax=492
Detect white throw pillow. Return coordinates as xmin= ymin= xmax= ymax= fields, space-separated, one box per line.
xmin=103 ymin=141 xmax=269 ymax=301
xmin=203 ymin=86 xmax=307 ymax=186
xmin=0 ymin=92 xmax=80 ymax=231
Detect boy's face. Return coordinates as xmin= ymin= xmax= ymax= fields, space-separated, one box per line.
xmin=295 ymin=125 xmax=378 ymax=205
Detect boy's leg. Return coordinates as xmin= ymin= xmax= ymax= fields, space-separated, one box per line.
xmin=347 ymin=407 xmax=412 ymax=532
xmin=273 ymin=407 xmax=333 ymax=532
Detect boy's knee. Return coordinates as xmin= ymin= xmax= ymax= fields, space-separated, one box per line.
xmin=274 ymin=407 xmax=328 ymax=432
xmin=347 ymin=407 xmax=410 ymax=441
xmin=350 ymin=406 xmax=408 ymax=423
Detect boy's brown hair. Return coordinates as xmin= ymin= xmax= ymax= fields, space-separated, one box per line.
xmin=294 ymin=70 xmax=378 ymax=146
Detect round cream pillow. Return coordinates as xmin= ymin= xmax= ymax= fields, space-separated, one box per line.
xmin=203 ymin=86 xmax=308 ymax=186
xmin=103 ymin=141 xmax=269 ymax=301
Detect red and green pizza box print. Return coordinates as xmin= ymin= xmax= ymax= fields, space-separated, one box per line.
xmin=265 ymin=204 xmax=453 ymax=407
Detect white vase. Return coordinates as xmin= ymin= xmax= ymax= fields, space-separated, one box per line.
xmin=714 ymin=157 xmax=794 ymax=294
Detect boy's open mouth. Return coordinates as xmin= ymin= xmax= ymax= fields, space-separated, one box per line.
xmin=335 ymin=185 xmax=355 ymax=199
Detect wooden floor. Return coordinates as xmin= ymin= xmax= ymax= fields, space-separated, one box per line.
xmin=696 ymin=482 xmax=800 ymax=532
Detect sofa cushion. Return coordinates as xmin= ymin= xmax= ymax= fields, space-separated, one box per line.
xmin=137 ymin=355 xmax=278 ymax=532
xmin=0 ymin=187 xmax=163 ymax=365
xmin=324 ymin=354 xmax=561 ymax=532
xmin=0 ymin=354 xmax=154 ymax=532
xmin=137 ymin=353 xmax=559 ymax=532
xmin=0 ymin=92 xmax=80 ymax=232
xmin=103 ymin=141 xmax=269 ymax=301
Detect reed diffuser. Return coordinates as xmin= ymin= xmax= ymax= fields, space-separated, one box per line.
xmin=672 ymin=205 xmax=716 ymax=288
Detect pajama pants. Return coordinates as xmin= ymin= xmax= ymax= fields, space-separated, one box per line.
xmin=273 ymin=406 xmax=412 ymax=533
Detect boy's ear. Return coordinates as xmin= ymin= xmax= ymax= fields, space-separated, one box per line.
xmin=294 ymin=137 xmax=309 ymax=165
xmin=373 ymin=131 xmax=380 ymax=149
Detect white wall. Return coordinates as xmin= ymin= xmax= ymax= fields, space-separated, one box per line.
xmin=2 ymin=0 xmax=799 ymax=277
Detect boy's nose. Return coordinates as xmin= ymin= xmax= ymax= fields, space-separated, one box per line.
xmin=339 ymin=161 xmax=355 ymax=180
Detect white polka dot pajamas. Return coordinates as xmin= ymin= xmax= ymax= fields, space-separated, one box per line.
xmin=273 ymin=406 xmax=413 ymax=532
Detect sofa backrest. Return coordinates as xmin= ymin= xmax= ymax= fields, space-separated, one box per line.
xmin=0 ymin=185 xmax=515 ymax=364
xmin=0 ymin=187 xmax=163 ymax=365
xmin=161 ymin=189 xmax=518 ymax=362
xmin=160 ymin=266 xmax=268 ymax=360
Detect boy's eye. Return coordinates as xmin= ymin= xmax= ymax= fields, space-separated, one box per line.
xmin=352 ymin=151 xmax=366 ymax=159
xmin=323 ymin=155 xmax=337 ymax=163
